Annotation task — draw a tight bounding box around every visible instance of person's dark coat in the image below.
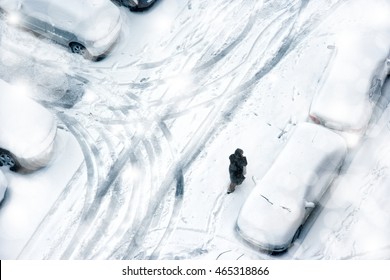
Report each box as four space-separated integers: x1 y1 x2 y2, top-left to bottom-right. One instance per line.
229 148 247 185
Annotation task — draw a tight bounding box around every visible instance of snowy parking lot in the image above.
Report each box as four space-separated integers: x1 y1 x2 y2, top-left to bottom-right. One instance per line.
0 0 390 260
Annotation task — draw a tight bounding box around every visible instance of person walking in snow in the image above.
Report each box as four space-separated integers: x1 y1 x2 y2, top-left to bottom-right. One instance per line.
227 148 247 194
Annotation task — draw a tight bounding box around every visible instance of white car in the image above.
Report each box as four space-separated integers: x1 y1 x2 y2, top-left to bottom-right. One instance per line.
0 0 122 59
0 79 57 171
309 31 390 132
0 170 7 204
236 122 347 253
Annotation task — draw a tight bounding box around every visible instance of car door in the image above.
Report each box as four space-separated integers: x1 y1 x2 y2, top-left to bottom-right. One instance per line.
304 155 341 210
45 3 76 46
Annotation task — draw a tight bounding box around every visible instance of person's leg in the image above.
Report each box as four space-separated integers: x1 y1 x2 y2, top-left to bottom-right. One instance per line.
227 182 236 194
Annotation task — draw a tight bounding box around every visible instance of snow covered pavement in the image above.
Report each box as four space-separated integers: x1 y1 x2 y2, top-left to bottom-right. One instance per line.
0 0 389 260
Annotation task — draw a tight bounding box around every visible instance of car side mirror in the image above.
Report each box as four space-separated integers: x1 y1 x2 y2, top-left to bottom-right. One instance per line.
304 201 315 209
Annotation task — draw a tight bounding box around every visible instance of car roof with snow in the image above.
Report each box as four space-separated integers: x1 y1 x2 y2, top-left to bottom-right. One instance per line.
0 79 56 163
236 122 347 251
309 30 390 131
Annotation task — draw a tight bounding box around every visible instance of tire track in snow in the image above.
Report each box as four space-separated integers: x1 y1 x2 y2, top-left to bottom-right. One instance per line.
56 103 175 259
17 160 86 259
190 1 260 71
59 135 141 259
148 169 184 260
68 0 260 90
88 154 144 259
121 0 300 114
82 135 165 259
23 88 142 259
76 150 144 259
104 122 179 259
56 115 111 259
16 114 102 259
118 79 238 258
27 70 178 259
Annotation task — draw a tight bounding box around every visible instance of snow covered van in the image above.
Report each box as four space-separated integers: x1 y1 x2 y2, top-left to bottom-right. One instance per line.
309 31 390 132
0 79 57 172
236 122 347 253
0 0 122 59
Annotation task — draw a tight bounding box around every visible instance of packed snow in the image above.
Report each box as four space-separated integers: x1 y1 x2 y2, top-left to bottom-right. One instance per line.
0 0 389 260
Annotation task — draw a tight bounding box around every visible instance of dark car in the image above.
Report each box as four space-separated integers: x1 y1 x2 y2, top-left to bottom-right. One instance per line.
116 0 158 11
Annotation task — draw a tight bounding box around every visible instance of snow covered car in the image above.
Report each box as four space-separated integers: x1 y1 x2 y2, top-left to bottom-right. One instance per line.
309 31 390 132
0 79 57 172
0 170 7 204
115 0 158 11
0 0 122 59
236 122 347 253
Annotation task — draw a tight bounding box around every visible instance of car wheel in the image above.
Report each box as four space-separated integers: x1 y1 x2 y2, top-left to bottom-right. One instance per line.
70 43 90 59
129 5 139 11
0 150 18 171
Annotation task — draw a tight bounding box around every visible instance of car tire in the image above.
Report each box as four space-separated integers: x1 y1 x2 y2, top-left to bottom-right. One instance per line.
0 149 20 172
69 43 90 59
129 5 139 11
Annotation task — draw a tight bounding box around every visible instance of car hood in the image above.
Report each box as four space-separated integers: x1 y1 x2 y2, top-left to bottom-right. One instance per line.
237 188 305 251
0 80 56 159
